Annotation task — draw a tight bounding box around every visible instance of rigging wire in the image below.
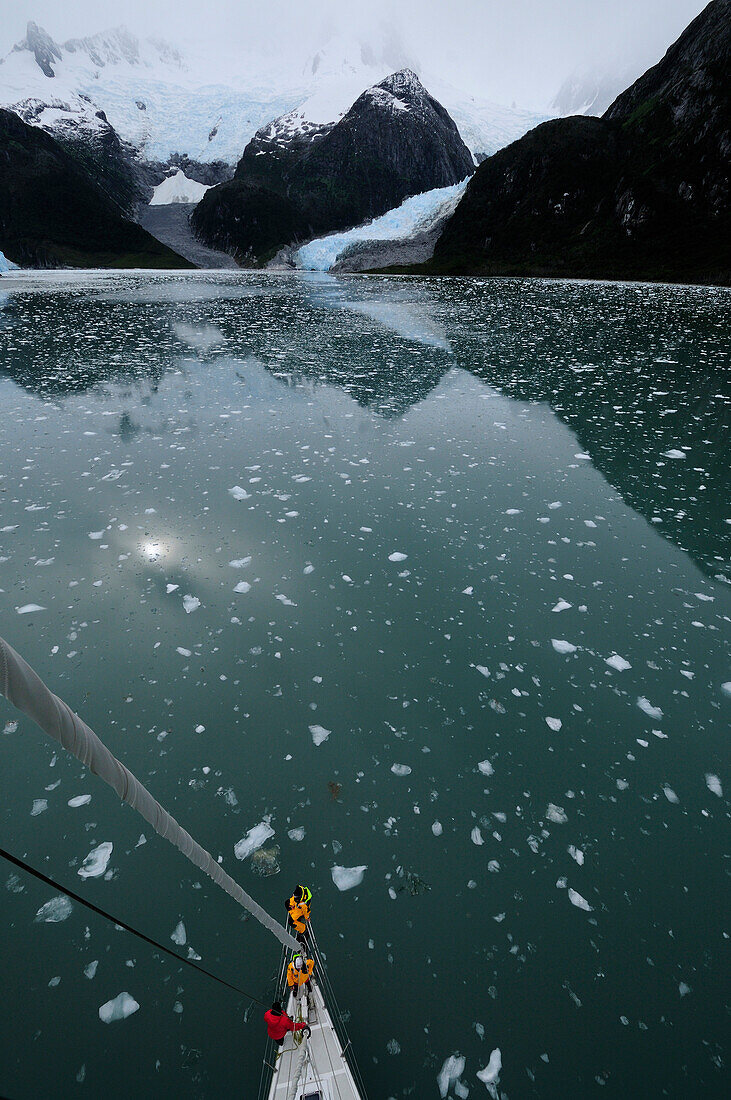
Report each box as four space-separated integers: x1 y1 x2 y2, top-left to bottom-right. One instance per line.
0 843 271 1008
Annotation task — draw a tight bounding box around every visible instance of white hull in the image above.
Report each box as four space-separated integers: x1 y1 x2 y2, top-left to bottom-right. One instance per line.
266 980 363 1100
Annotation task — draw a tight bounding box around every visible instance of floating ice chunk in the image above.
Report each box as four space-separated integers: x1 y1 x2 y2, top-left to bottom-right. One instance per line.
505 508 521 515
637 697 663 720
388 552 408 562
551 639 577 654
662 785 679 804
309 724 331 746
35 896 73 923
99 992 139 1023
678 981 691 997
546 717 562 732
487 860 500 873
471 826 484 845
68 795 91 808
228 486 251 500
275 594 296 606
176 647 192 657
568 845 585 866
438 1054 466 1098
84 960 98 979
331 865 367 891
166 583 179 594
477 759 495 778
475 665 490 679
88 531 105 540
288 827 305 842
391 763 412 776
234 820 275 860
233 581 251 594
31 799 48 816
552 600 572 613
182 594 200 614
432 821 443 836
477 1048 502 1096
78 842 113 879
568 888 593 911
546 803 567 824
171 921 186 946
606 654 632 672
721 682 731 697
705 773 723 797
663 449 686 459
17 604 46 615
229 557 251 568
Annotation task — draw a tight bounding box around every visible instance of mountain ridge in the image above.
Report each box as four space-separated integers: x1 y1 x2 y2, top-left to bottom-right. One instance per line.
0 107 190 268
191 69 474 264
416 0 730 285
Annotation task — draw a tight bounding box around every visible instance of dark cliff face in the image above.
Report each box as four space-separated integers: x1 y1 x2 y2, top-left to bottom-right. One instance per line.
0 109 190 268
429 0 730 285
192 69 474 264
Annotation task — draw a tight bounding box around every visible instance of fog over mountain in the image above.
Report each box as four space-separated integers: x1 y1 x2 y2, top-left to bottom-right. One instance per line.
0 0 709 110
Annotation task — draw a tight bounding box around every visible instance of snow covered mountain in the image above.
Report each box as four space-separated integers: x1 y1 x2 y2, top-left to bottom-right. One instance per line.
550 68 636 117
0 20 547 170
192 69 474 265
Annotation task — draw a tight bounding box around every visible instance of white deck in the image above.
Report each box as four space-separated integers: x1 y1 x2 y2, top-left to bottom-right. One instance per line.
266 981 362 1100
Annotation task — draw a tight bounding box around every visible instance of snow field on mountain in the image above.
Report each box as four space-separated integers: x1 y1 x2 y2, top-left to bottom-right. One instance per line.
150 170 210 205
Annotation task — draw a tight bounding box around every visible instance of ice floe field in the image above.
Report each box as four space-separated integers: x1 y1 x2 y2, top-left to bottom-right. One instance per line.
0 270 728 1098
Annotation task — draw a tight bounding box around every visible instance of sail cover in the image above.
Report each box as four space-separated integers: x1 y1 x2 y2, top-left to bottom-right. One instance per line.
0 633 300 952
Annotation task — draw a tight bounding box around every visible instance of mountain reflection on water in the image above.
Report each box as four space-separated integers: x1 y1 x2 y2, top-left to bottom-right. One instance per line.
0 271 727 579
0 269 728 1100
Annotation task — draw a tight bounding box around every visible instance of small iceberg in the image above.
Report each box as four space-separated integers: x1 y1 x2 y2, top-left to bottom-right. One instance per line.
35 896 73 923
98 992 140 1023
331 865 367 891
78 842 113 879
234 819 275 860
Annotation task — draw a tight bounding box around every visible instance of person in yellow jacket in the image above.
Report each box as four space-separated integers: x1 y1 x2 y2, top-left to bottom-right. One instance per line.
287 953 314 994
285 885 312 939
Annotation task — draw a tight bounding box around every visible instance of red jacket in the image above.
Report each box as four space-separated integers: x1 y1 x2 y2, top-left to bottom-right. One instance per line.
264 1009 307 1041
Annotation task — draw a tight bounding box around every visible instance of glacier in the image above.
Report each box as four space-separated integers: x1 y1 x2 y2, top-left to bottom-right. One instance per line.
0 24 547 166
0 250 18 273
295 179 469 271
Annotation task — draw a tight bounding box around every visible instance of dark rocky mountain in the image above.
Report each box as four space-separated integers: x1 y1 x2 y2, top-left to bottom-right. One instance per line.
12 94 149 216
425 0 730 285
0 108 189 268
192 69 474 264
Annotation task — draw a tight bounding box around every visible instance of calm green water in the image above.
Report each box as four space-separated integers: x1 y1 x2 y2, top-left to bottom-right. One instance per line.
0 271 728 1099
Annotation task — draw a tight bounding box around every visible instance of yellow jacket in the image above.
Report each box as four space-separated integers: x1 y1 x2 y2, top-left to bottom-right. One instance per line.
287 901 311 933
287 958 314 988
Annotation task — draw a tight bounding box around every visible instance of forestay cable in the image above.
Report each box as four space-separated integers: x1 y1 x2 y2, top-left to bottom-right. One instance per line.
0 843 269 1006
0 633 300 953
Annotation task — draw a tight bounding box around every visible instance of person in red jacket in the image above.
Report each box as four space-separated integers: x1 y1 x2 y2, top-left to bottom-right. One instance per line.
263 1001 311 1047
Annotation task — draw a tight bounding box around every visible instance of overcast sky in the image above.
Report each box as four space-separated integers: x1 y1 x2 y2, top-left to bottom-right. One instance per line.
0 0 709 106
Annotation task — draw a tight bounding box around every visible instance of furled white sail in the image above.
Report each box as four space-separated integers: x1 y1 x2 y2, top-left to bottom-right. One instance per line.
0 633 300 952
